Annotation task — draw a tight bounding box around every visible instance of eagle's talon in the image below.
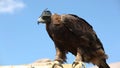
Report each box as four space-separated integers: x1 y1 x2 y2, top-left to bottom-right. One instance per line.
72 61 79 68
51 61 63 68
72 61 86 68
52 63 63 68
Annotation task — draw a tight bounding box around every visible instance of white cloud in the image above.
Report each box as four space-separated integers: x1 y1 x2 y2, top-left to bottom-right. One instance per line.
0 0 25 13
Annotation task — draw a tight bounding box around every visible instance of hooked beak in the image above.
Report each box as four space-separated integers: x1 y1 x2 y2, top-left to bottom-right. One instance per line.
37 16 45 25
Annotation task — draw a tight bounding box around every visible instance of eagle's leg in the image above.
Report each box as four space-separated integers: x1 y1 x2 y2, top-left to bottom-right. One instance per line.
72 48 86 68
51 46 65 68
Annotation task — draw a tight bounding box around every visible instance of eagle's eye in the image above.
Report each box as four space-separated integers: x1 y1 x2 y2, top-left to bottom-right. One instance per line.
42 10 52 17
42 16 50 20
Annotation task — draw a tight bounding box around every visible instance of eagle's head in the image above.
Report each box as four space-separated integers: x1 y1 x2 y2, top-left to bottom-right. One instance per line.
38 9 52 24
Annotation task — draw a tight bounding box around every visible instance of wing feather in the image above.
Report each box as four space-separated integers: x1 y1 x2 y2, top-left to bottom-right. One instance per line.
61 14 95 36
61 14 105 50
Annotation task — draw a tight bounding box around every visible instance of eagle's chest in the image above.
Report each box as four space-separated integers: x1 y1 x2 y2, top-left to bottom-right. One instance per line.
48 24 76 43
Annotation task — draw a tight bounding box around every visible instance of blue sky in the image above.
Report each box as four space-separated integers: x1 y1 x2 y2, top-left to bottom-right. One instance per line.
0 0 120 67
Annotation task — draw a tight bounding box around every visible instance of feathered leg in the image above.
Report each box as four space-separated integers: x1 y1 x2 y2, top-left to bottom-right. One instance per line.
72 48 86 68
51 46 66 68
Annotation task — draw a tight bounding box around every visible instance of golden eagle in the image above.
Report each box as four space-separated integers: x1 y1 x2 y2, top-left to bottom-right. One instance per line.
38 9 110 68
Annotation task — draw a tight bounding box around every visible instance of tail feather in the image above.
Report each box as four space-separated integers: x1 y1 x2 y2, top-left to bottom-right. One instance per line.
99 63 110 68
99 60 110 68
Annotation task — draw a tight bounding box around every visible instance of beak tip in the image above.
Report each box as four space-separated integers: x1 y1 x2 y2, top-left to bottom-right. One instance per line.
37 22 39 25
37 18 41 25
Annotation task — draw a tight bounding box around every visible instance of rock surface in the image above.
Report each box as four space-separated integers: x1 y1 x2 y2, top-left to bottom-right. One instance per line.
0 59 120 68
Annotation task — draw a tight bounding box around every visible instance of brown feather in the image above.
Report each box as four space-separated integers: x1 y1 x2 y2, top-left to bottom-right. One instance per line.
43 13 109 68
